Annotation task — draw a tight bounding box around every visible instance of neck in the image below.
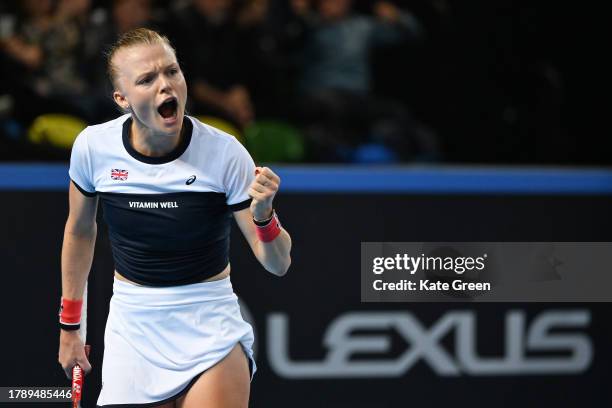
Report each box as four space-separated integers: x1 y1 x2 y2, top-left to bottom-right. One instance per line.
130 117 182 157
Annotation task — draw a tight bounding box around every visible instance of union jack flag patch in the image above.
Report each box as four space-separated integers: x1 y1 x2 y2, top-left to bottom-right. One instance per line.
111 169 128 180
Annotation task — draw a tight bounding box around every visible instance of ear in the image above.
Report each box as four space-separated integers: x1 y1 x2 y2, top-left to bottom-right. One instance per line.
113 90 130 111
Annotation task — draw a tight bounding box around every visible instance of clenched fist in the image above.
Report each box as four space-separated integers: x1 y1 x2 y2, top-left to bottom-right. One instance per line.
249 167 280 221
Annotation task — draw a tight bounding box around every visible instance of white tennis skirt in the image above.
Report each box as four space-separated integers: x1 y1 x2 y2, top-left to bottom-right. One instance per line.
97 276 256 407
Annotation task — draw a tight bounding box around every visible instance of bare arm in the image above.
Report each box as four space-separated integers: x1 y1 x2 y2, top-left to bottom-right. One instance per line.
58 182 97 377
233 167 292 276
234 208 292 276
61 182 98 299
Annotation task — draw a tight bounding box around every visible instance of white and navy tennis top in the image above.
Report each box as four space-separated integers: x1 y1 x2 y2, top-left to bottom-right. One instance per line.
69 114 255 286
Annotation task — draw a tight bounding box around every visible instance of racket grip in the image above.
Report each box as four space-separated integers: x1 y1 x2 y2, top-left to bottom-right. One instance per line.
71 345 91 408
72 365 83 408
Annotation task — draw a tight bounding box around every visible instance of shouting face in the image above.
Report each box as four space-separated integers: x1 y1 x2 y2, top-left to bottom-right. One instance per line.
112 42 188 137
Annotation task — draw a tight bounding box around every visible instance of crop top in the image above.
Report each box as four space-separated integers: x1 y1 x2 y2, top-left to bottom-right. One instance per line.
68 114 255 286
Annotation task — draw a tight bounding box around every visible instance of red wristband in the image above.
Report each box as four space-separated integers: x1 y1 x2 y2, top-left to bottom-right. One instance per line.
59 297 83 325
255 211 282 242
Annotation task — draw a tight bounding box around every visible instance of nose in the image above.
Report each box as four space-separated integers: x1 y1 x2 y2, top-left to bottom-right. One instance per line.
158 75 172 94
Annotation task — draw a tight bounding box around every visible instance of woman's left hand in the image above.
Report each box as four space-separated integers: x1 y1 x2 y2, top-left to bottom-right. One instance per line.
249 167 280 221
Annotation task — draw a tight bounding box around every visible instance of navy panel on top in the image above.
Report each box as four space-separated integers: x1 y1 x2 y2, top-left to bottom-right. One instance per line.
100 191 247 286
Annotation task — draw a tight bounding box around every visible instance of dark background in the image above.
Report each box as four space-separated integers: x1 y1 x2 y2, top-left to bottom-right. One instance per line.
2 190 611 407
372 0 609 164
1 0 609 164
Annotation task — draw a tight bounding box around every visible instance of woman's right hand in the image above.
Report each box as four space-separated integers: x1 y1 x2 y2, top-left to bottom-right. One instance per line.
58 330 91 379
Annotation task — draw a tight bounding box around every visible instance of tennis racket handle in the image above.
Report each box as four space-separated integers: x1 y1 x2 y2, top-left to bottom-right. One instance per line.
72 365 83 407
71 345 90 407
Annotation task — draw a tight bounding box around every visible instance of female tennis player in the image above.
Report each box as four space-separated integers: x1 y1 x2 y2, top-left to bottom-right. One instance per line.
57 28 292 407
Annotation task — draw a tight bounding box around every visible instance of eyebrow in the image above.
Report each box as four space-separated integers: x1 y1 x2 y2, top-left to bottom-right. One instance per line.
135 63 179 82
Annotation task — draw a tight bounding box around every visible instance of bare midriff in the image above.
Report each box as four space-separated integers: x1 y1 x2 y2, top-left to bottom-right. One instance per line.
114 264 231 286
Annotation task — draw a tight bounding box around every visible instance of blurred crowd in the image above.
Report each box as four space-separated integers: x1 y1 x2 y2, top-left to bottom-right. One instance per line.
0 0 583 164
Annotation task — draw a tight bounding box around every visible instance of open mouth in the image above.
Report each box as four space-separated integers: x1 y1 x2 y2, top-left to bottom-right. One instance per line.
157 97 178 120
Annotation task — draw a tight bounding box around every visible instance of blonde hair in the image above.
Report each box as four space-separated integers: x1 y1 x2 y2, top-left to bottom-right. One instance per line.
106 28 176 89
